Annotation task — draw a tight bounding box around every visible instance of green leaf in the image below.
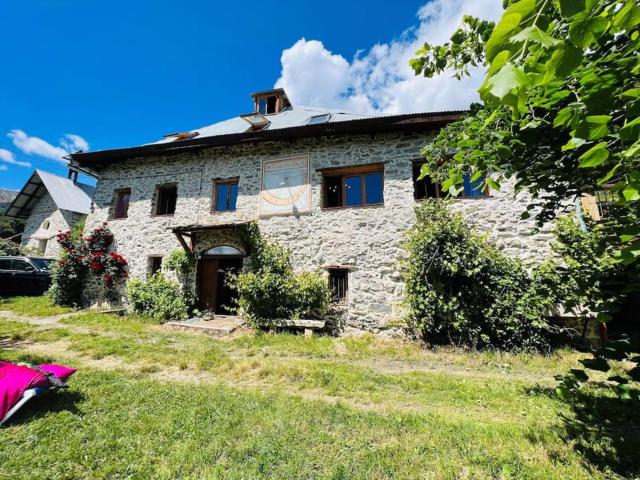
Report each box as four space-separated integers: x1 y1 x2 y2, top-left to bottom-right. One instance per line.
485 0 535 60
547 42 583 78
620 117 640 142
578 142 609 168
575 115 612 140
487 50 511 75
620 226 640 242
510 25 561 48
562 137 587 151
558 0 586 18
487 63 529 101
621 88 640 99
597 162 621 185
622 185 640 202
569 15 610 48
554 106 577 128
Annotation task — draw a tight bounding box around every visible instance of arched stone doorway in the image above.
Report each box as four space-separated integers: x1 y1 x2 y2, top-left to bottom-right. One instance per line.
197 245 245 314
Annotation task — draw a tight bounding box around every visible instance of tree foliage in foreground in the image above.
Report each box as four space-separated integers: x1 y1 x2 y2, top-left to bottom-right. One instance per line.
410 0 640 262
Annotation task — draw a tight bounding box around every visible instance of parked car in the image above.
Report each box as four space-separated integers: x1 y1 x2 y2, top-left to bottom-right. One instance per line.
0 256 56 296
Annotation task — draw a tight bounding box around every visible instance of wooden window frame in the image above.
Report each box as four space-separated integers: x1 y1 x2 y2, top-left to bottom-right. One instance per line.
320 163 385 209
152 183 178 217
328 268 349 305
110 188 131 220
212 177 240 213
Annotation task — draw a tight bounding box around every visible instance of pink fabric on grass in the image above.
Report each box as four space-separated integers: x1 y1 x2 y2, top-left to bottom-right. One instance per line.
0 361 46 421
0 361 77 421
39 364 77 382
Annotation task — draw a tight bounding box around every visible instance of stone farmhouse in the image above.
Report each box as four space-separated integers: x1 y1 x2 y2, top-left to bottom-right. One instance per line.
70 88 556 331
5 169 95 257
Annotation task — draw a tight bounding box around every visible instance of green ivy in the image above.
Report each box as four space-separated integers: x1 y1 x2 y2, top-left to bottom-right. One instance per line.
403 201 554 351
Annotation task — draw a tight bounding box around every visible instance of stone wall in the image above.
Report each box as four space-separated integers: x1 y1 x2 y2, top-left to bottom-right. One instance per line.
21 192 85 258
85 132 556 330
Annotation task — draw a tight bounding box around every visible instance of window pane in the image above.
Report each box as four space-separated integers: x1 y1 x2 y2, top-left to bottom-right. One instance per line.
365 172 383 204
216 184 228 211
345 175 362 207
11 260 31 271
266 96 277 114
324 175 342 207
114 190 130 219
329 269 348 304
228 183 238 211
0 259 11 269
258 98 267 114
463 174 485 197
156 186 177 215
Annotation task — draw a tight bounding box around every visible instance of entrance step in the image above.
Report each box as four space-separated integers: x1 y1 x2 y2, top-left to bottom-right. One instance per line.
165 315 243 337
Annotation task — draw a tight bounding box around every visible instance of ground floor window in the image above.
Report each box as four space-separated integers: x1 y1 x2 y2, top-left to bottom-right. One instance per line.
148 256 162 276
328 269 349 304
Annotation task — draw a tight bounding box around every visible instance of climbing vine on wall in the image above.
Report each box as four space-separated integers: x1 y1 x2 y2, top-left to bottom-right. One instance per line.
49 223 128 307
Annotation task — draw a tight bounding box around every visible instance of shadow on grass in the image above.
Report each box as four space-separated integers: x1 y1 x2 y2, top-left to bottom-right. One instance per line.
527 383 640 477
3 389 84 428
560 389 640 478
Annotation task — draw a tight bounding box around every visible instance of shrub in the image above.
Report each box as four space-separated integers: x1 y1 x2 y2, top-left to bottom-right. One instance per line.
127 274 189 322
164 249 196 277
230 228 330 326
49 223 128 307
403 201 553 351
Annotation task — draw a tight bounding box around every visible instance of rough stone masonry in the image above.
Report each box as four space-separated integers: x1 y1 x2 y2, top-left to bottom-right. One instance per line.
85 131 555 332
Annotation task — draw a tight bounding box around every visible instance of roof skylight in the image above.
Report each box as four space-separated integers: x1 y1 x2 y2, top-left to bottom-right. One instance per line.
306 113 331 125
240 112 270 130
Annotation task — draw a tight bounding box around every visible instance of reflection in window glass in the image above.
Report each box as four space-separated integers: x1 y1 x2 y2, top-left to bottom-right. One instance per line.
463 174 485 197
365 172 383 204
345 175 362 207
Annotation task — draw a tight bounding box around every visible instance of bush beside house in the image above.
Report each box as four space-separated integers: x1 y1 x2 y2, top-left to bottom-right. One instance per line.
230 225 330 326
403 201 556 351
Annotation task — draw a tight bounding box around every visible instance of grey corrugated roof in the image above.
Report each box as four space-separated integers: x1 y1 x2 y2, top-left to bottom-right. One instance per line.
5 170 95 219
151 105 374 145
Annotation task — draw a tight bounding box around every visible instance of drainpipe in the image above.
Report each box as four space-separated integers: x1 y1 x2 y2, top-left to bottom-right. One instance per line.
575 196 588 232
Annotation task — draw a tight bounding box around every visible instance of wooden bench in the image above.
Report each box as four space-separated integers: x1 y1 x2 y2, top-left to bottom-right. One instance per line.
269 319 326 337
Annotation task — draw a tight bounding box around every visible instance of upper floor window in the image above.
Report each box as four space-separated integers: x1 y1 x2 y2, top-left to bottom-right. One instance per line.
322 164 384 209
111 188 131 219
258 96 278 115
214 178 239 212
413 161 488 199
154 184 177 216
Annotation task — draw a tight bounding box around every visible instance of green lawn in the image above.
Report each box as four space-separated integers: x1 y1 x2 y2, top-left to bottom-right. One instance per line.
1 312 638 479
0 295 74 317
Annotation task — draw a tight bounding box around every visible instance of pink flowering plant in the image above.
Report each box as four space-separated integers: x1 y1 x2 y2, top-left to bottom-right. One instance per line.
50 223 128 306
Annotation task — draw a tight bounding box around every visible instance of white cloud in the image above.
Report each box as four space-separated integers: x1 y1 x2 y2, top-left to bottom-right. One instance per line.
275 0 503 114
60 133 89 152
0 148 31 168
7 129 89 163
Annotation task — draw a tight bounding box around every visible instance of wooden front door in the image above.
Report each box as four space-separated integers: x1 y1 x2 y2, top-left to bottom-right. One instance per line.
198 258 243 314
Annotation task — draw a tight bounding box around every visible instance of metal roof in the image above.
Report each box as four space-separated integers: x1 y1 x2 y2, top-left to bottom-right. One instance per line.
71 109 464 166
5 169 95 219
149 105 373 145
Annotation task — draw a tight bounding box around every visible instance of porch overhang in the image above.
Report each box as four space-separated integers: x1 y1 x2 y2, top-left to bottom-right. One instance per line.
170 221 253 253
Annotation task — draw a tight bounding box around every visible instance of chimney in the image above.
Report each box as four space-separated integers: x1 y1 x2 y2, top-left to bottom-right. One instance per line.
251 88 290 115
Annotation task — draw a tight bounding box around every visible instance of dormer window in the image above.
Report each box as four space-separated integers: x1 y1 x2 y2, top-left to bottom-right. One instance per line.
251 88 290 115
258 96 277 114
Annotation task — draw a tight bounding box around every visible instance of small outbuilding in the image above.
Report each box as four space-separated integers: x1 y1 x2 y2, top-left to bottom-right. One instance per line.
5 169 95 257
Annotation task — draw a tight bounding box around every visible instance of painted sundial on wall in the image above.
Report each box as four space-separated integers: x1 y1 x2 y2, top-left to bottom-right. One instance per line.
259 155 311 216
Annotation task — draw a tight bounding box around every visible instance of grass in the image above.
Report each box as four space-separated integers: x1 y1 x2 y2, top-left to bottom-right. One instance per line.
1 311 638 478
0 295 74 317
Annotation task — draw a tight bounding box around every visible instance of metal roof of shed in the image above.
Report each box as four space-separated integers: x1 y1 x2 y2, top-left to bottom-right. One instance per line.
5 169 95 219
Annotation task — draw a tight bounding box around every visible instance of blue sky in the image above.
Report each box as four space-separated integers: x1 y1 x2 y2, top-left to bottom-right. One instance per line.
0 0 502 191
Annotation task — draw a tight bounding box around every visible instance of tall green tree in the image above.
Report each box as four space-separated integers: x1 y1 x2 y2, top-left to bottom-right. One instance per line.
411 0 640 262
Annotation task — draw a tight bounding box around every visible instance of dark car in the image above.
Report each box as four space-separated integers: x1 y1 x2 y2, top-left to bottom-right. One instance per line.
0 256 56 296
